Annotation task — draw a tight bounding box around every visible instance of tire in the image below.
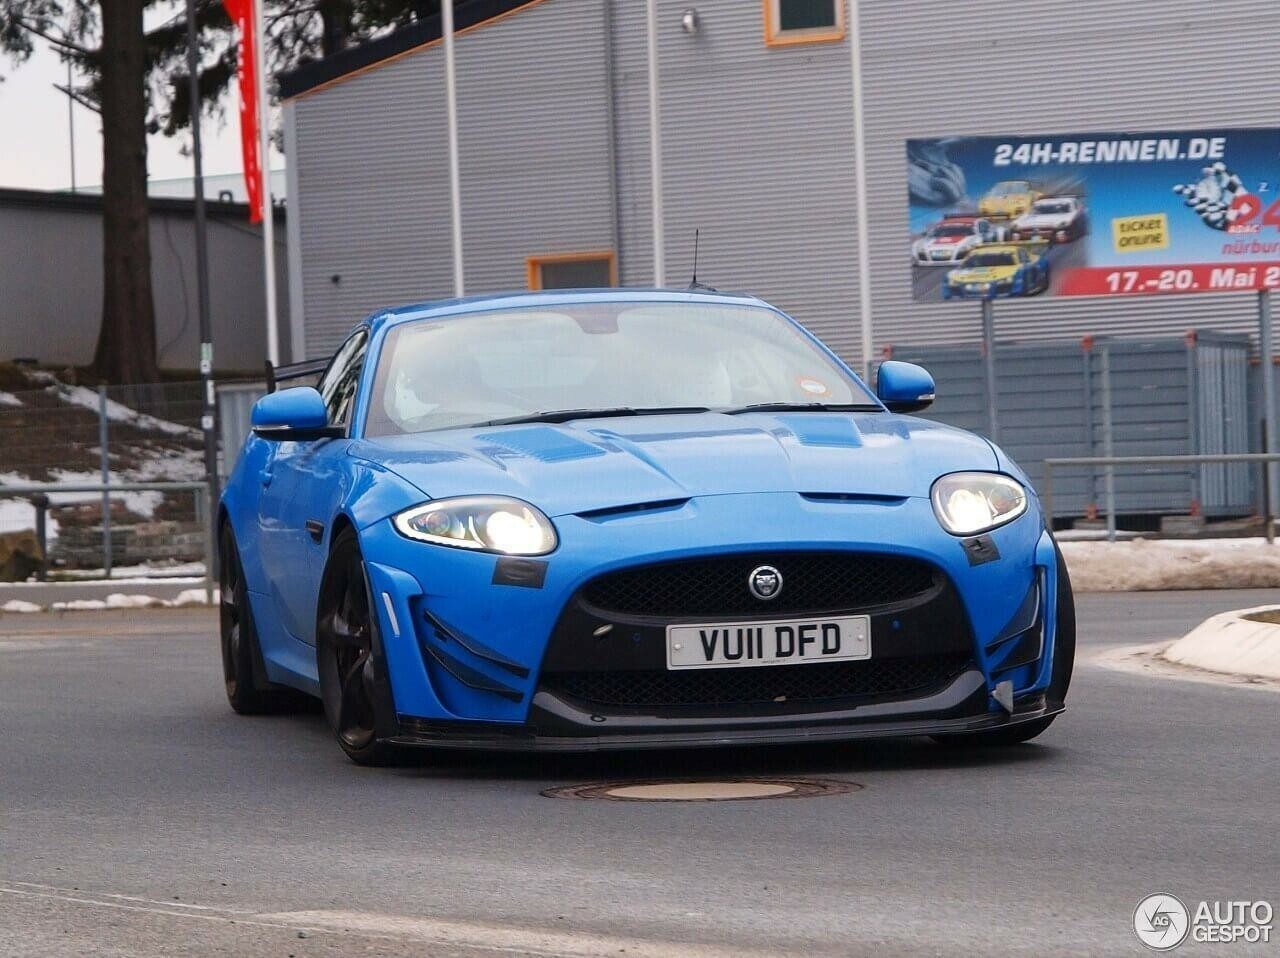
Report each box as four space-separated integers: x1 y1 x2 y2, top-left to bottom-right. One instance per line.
219 524 299 714
316 527 400 766
932 543 1075 747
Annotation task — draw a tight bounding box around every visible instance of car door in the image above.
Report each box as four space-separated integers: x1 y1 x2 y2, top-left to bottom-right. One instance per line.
258 329 368 643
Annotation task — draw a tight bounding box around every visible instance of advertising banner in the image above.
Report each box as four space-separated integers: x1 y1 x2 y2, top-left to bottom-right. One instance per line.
907 128 1280 302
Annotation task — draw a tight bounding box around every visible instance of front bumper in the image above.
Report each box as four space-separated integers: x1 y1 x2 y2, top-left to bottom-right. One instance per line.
360 492 1063 749
390 681 1061 751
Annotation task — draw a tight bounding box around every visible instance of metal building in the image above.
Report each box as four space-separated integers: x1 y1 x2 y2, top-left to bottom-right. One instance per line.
0 188 289 372
281 0 1280 361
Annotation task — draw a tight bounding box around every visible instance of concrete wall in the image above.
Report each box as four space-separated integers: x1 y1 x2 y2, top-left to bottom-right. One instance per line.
0 190 289 373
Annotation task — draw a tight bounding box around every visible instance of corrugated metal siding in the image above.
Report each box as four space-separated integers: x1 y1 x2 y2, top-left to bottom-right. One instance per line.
290 0 1280 363
610 0 863 359
290 0 613 357
859 0 1278 349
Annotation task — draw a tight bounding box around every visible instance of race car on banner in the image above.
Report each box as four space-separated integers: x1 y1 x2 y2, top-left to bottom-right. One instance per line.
911 214 1007 266
942 241 1051 299
1011 196 1088 243
977 180 1041 220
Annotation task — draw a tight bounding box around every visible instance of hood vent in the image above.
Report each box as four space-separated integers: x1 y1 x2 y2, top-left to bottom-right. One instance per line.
576 498 691 522
800 492 908 505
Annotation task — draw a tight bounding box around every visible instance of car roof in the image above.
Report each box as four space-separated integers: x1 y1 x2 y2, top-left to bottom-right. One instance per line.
969 244 1021 254
362 288 771 333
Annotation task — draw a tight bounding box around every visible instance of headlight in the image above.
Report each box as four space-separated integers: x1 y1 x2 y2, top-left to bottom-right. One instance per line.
393 496 557 555
930 472 1027 536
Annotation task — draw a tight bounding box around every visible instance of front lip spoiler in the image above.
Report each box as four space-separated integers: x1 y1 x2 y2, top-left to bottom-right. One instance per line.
389 670 1063 752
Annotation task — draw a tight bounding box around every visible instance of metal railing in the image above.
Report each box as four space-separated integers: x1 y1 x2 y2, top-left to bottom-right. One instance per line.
0 480 214 602
1042 453 1280 544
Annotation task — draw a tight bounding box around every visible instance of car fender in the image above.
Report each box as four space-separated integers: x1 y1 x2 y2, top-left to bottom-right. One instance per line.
219 433 275 591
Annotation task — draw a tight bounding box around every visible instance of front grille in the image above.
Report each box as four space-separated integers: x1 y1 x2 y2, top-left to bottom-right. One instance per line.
541 654 972 710
581 552 938 618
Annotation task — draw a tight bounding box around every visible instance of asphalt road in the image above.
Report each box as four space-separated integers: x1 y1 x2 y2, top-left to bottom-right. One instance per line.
2 592 1278 957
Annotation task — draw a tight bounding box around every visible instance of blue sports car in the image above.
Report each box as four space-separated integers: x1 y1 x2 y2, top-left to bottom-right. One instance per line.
219 289 1074 764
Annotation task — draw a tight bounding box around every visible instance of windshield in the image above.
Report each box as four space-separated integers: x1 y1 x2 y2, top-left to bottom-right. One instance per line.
929 224 972 237
964 252 1016 268
1033 200 1072 214
365 302 877 436
990 182 1029 196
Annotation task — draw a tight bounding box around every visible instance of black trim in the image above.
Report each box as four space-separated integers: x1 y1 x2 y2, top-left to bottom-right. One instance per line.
961 534 1000 566
389 674 1064 752
420 640 524 702
492 557 548 589
420 607 531 679
278 0 538 99
305 519 325 543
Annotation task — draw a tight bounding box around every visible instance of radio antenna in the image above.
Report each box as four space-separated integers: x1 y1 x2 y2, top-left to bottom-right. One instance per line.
688 229 716 291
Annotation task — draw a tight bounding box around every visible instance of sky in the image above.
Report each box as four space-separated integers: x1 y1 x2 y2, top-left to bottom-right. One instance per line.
0 37 281 193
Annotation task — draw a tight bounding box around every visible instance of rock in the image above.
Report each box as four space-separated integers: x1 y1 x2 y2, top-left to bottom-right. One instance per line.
0 529 43 582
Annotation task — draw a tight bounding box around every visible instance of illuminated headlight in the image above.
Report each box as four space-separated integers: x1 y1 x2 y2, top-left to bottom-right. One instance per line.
930 473 1027 536
393 496 557 555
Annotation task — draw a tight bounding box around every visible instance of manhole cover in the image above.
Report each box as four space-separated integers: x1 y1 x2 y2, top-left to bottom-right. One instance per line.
542 777 861 802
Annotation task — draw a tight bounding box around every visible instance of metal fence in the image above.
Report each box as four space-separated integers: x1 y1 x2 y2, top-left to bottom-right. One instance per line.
884 331 1263 520
1042 453 1280 543
0 481 214 599
0 378 209 583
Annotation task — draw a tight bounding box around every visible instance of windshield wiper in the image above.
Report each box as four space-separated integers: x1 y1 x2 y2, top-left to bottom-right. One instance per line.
479 406 711 427
717 402 882 415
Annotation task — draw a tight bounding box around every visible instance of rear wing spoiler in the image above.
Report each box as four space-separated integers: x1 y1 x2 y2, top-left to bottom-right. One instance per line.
264 358 328 393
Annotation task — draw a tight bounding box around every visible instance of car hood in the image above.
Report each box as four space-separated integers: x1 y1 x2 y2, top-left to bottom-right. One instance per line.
350 412 998 517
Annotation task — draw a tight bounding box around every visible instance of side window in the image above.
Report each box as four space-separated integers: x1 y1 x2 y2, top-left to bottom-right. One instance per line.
317 329 369 429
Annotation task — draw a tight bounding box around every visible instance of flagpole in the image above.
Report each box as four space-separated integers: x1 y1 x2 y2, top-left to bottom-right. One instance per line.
253 0 280 363
644 0 665 287
847 0 873 378
443 0 465 298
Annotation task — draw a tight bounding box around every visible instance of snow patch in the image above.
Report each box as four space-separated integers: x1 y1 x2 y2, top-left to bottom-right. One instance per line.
0 391 22 407
51 383 199 439
20 588 217 613
1062 537 1280 592
104 593 163 609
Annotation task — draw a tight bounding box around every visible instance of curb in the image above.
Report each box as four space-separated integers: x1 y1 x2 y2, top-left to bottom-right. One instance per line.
1163 605 1280 681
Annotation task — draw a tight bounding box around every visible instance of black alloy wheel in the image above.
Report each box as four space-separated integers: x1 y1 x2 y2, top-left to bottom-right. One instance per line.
317 528 398 765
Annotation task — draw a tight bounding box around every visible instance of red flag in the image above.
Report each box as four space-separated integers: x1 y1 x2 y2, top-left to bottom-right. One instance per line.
223 0 262 223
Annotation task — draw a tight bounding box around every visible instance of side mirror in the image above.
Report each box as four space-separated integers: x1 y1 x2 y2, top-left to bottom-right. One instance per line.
877 361 935 413
251 387 343 441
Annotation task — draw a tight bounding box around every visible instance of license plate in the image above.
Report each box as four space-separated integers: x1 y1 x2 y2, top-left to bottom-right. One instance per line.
666 615 871 670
